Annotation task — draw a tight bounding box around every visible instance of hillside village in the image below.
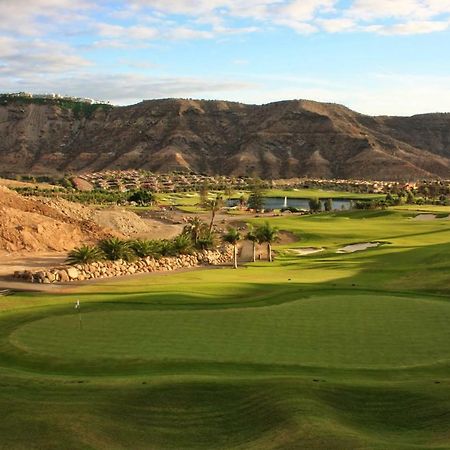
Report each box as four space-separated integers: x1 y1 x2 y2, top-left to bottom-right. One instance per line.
71 170 450 197
74 171 252 192
1 92 109 105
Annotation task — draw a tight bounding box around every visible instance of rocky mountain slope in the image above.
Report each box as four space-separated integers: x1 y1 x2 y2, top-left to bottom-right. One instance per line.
0 98 449 180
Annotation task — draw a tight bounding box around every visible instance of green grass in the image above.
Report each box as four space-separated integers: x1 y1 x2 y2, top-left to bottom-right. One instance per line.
1 207 450 448
266 188 383 200
9 294 450 369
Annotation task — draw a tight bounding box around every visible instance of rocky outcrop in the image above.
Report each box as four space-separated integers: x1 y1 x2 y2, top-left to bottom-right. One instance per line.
0 98 449 180
12 248 233 283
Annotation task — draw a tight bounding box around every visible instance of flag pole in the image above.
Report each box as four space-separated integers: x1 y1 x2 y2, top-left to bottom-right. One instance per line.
75 300 82 329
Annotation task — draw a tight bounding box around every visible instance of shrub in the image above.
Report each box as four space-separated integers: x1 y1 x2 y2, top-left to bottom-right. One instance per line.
171 234 194 255
66 245 104 265
129 239 162 258
98 238 135 261
196 231 218 250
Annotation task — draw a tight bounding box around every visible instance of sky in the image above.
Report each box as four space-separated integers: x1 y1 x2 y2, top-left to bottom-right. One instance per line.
1 0 450 116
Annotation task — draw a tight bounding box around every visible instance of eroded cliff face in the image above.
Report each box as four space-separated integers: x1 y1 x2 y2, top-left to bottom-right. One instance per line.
0 98 449 180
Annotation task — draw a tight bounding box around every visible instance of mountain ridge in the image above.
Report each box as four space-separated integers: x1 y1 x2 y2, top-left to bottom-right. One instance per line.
0 97 449 180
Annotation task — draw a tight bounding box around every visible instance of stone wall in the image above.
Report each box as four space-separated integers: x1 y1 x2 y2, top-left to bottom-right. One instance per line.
13 248 233 284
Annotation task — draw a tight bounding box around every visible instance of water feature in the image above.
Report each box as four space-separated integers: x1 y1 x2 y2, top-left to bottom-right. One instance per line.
227 197 353 211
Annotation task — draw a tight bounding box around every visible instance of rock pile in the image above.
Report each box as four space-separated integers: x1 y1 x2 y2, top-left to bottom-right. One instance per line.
13 248 233 284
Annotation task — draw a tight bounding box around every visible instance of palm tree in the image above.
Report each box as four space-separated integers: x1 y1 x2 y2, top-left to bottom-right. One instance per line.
245 224 258 262
204 194 224 232
256 222 279 262
183 217 208 246
98 238 134 261
223 227 241 269
66 245 104 265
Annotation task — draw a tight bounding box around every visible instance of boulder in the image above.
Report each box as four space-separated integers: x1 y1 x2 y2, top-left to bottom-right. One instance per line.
66 267 79 280
58 270 70 283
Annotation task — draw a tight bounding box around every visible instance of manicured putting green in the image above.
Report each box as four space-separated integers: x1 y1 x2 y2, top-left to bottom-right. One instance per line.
10 294 450 369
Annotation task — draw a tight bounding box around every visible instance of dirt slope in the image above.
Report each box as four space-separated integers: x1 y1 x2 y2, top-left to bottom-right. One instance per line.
0 187 117 253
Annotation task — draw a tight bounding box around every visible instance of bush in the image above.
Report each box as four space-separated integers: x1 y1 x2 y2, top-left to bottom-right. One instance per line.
196 231 218 250
98 238 135 261
129 239 162 258
171 234 194 255
66 245 104 265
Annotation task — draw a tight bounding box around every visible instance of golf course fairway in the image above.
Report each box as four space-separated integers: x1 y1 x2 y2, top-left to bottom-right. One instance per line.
1 208 450 449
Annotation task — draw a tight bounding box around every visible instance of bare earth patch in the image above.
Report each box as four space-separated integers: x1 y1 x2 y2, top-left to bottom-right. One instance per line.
0 252 66 277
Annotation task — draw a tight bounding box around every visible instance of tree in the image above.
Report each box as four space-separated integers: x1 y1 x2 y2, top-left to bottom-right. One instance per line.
223 227 241 269
256 222 279 262
247 179 265 212
247 192 264 212
98 238 134 261
308 197 322 213
406 190 415 204
245 224 258 262
128 190 155 206
324 198 333 212
204 194 224 232
198 181 209 205
66 245 104 265
183 217 208 246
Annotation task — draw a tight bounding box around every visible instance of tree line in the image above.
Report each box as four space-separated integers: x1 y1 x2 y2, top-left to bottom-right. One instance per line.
68 219 279 271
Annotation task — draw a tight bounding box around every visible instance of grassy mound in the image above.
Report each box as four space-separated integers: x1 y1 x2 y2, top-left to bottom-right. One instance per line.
8 294 450 371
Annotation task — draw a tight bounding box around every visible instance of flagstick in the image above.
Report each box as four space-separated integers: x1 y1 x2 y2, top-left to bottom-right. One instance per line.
75 300 82 330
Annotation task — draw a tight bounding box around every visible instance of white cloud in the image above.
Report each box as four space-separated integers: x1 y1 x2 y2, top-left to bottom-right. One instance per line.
0 71 255 105
97 23 159 40
367 20 450 35
317 18 357 32
0 0 94 36
1 0 450 117
123 0 450 36
347 0 433 21
0 38 90 77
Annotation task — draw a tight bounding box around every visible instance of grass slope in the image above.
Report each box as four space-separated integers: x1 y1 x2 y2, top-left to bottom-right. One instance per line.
0 207 450 449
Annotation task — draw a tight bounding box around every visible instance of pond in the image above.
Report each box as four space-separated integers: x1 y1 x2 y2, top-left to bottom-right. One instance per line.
227 197 353 211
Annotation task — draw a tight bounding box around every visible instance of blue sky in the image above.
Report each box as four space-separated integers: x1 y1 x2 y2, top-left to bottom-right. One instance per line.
1 0 449 115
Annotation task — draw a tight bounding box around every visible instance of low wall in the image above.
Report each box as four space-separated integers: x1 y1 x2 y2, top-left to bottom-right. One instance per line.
13 248 233 284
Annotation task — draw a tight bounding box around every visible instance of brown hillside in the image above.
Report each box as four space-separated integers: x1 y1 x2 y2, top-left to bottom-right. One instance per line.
0 98 449 180
0 187 117 253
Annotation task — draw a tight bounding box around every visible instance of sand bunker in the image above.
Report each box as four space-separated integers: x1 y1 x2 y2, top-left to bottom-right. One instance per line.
290 247 324 256
337 242 381 253
413 214 437 221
